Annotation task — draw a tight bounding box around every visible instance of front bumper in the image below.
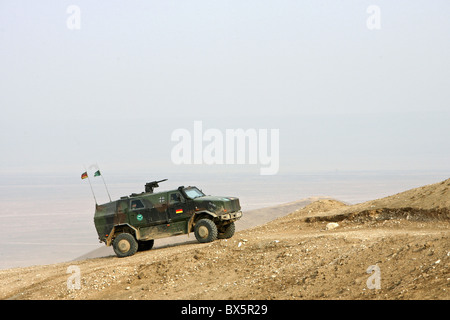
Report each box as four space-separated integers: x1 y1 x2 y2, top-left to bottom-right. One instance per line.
219 211 242 221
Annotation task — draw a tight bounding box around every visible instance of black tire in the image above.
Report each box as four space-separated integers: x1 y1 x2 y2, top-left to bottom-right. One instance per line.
218 222 235 239
138 239 154 252
194 219 218 243
113 233 138 258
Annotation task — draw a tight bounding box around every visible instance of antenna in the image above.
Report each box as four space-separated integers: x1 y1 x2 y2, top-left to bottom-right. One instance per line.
100 173 112 202
81 165 97 205
91 163 112 202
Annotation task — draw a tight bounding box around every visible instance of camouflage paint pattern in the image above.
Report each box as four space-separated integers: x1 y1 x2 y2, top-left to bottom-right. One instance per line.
93 184 242 246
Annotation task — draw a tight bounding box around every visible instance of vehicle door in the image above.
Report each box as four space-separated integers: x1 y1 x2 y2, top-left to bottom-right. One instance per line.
128 198 149 227
167 191 190 222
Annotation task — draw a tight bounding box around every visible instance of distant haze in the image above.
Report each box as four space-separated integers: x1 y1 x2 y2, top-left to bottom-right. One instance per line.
0 1 449 176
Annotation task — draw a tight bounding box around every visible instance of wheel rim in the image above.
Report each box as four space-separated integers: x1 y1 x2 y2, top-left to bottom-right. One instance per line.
198 225 209 238
117 239 131 253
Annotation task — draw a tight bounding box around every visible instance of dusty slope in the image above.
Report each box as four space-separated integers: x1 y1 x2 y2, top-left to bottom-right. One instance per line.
1 179 449 300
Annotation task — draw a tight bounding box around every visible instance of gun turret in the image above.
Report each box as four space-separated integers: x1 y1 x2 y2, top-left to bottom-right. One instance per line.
145 179 168 193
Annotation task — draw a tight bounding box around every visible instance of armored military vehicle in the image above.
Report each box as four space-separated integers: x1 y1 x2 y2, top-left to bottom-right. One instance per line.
94 179 242 258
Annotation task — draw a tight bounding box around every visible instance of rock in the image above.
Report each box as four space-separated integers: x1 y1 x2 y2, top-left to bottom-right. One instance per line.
326 222 339 230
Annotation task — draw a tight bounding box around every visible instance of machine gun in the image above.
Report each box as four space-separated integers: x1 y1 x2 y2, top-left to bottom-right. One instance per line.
145 179 168 193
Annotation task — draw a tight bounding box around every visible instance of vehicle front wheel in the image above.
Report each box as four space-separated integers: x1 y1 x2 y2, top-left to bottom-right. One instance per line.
194 219 218 243
218 222 235 239
113 233 138 258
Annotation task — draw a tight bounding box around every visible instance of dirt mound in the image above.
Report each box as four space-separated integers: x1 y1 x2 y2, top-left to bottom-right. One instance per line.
302 178 450 223
305 207 450 223
299 199 349 213
369 178 450 210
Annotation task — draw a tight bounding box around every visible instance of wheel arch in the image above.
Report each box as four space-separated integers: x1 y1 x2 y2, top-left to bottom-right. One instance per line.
187 210 217 234
105 223 140 246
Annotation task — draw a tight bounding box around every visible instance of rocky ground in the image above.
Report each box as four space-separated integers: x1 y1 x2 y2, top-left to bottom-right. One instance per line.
1 179 449 300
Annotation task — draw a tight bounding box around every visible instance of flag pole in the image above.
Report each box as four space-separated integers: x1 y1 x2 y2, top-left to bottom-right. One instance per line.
95 164 112 202
101 175 112 202
83 166 97 205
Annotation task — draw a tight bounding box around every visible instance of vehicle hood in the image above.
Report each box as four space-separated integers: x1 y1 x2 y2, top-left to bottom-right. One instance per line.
193 196 241 213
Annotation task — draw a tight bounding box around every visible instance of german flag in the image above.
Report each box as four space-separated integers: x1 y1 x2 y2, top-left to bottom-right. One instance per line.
81 172 88 180
175 209 183 214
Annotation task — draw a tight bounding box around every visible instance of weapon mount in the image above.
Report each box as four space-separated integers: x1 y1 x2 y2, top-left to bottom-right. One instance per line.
145 179 168 193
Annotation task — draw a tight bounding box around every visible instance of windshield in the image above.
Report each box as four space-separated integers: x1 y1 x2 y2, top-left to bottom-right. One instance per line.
184 187 205 199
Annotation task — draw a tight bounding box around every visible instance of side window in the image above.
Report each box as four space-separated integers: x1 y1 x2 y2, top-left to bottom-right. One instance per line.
169 192 182 205
130 199 145 210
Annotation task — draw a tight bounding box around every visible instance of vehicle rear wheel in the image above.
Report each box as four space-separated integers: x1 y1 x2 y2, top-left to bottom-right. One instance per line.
113 233 138 258
218 222 235 239
194 219 218 243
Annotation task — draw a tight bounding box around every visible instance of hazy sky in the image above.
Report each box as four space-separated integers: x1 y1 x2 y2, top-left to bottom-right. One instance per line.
1 0 449 176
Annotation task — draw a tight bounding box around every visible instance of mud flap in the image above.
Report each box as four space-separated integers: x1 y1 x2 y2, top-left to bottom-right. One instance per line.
187 215 196 237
